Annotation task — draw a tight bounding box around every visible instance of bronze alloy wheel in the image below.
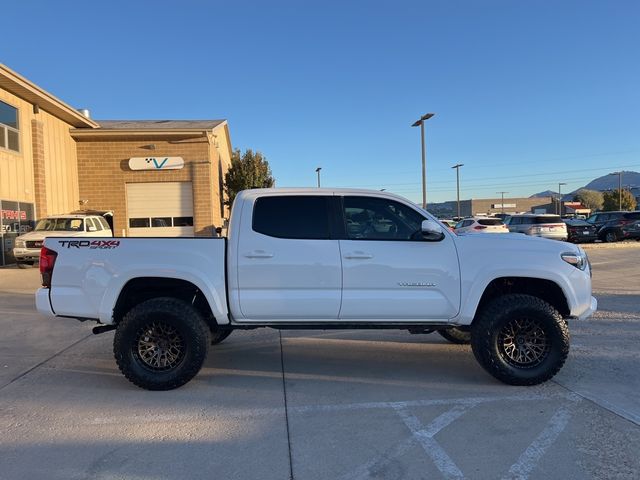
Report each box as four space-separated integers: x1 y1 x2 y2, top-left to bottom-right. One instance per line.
497 317 551 368
134 321 186 371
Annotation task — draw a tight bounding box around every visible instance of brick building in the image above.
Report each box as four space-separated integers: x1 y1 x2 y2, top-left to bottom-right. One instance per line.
0 64 232 265
429 196 555 218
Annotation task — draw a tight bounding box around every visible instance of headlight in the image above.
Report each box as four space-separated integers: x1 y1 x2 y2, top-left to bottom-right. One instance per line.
15 240 26 248
561 251 588 271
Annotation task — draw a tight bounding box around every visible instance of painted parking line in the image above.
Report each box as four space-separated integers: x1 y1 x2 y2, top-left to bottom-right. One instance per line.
87 391 573 426
394 404 472 480
502 394 582 480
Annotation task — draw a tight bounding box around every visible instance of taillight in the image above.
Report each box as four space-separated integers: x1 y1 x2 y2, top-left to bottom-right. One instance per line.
40 246 57 288
473 225 487 230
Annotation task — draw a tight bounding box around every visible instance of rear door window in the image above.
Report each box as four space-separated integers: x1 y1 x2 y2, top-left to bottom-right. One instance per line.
253 196 331 239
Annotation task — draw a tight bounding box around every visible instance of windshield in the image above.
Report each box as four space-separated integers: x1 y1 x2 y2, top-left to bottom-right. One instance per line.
478 219 504 226
533 216 562 224
35 218 85 232
565 219 590 226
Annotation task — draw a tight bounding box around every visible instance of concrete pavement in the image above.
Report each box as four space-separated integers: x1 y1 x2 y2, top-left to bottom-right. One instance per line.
0 247 638 480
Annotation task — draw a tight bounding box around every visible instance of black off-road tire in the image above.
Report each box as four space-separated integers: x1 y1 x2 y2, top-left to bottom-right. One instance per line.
438 327 471 344
114 297 210 391
210 329 232 345
470 294 569 386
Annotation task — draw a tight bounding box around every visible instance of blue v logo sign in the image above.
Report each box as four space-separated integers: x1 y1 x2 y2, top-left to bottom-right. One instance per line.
145 158 169 169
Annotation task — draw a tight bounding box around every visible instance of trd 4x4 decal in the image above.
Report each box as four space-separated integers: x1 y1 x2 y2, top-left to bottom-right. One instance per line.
58 240 120 249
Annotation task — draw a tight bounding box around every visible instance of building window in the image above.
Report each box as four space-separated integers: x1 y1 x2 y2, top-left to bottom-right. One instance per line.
0 101 19 153
172 217 193 227
129 218 150 228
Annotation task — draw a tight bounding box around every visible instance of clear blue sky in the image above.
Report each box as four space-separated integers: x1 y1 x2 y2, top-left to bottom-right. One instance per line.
3 0 639 203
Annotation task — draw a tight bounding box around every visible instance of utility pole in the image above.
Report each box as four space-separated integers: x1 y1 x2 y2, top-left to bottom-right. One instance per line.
411 113 435 210
452 163 464 218
557 182 566 215
610 172 622 210
497 191 509 214
316 167 322 188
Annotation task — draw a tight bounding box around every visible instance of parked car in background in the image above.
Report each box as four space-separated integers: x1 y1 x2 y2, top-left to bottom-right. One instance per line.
454 217 508 234
439 219 457 231
562 219 598 243
621 220 640 240
585 211 626 230
13 212 113 268
597 211 640 242
504 214 568 241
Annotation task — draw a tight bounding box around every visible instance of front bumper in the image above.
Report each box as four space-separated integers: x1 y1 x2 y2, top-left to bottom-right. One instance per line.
577 296 598 321
12 248 40 262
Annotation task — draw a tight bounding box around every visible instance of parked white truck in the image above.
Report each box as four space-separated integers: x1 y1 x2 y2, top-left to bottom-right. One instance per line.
36 188 597 390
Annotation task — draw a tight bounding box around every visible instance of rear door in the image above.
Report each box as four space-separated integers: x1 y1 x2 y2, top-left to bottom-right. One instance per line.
234 194 342 321
338 196 460 321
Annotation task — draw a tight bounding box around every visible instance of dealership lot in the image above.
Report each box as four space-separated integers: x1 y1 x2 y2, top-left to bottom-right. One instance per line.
0 246 639 480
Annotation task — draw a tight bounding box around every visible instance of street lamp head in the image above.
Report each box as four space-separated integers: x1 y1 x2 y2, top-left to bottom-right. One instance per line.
411 113 435 127
315 167 322 173
451 163 464 169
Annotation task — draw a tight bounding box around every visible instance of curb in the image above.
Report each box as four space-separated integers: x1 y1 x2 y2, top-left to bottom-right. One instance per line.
581 241 640 250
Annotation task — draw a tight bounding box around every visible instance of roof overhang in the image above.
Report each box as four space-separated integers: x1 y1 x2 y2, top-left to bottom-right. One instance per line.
0 64 98 128
70 129 211 138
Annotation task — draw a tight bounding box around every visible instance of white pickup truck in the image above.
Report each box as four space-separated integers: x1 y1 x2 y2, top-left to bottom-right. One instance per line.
36 188 597 390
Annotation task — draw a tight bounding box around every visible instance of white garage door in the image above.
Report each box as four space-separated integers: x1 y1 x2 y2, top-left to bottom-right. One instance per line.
126 182 195 237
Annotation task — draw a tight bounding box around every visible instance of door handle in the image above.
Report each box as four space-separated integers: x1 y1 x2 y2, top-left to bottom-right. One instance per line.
244 250 274 259
343 251 374 259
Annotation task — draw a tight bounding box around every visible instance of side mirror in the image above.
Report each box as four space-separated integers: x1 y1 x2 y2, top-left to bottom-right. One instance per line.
421 219 445 241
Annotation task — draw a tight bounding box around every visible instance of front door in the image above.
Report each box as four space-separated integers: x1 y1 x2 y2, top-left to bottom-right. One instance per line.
339 196 460 321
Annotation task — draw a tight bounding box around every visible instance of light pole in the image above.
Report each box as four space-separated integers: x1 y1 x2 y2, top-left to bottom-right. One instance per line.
316 167 322 188
610 172 622 210
557 182 566 215
496 191 509 214
452 163 463 218
411 113 435 210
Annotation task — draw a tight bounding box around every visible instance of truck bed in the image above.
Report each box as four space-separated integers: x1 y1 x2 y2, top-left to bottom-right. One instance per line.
37 237 228 325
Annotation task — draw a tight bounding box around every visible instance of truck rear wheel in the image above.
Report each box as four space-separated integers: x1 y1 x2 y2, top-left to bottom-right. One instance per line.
470 294 569 386
438 327 471 344
114 297 210 390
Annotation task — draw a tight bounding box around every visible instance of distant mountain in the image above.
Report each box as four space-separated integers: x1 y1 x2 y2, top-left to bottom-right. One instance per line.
529 190 557 198
582 171 640 191
530 171 640 200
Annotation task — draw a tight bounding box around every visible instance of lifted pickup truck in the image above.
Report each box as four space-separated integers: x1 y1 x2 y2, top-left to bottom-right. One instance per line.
36 188 597 390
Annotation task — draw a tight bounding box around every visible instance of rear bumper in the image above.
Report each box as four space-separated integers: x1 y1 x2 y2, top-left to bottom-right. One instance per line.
35 288 55 317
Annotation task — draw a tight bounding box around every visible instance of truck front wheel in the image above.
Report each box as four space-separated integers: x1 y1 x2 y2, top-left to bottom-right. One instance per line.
114 297 210 390
470 294 569 386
